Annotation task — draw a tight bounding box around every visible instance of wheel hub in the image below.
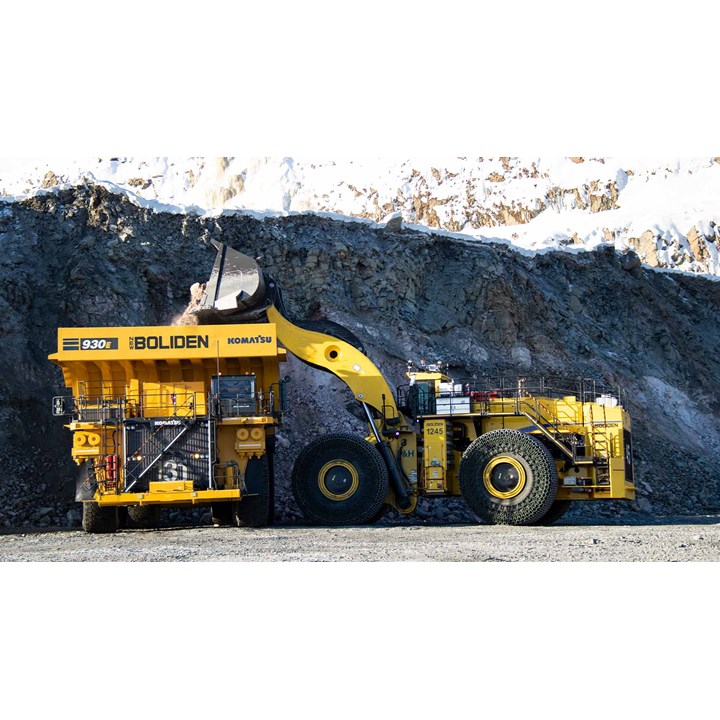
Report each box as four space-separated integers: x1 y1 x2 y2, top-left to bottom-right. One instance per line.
318 460 359 501
483 456 526 499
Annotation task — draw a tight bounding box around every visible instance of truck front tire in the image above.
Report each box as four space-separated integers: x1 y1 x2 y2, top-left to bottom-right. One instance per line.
233 455 274 528
82 502 119 533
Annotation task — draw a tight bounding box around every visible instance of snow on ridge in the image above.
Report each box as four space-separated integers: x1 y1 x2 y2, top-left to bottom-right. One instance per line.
2 156 720 276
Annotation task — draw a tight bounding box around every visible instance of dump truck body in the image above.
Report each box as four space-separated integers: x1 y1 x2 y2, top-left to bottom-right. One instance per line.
49 323 287 531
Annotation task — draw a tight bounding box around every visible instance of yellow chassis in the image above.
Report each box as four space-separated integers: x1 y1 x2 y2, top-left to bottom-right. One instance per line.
95 488 242 507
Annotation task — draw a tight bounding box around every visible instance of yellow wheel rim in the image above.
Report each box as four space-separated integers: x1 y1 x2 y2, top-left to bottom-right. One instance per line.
318 460 359 501
483 456 526 499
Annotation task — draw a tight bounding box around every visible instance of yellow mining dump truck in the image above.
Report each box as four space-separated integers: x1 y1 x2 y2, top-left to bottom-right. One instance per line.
49 322 288 532
50 240 635 530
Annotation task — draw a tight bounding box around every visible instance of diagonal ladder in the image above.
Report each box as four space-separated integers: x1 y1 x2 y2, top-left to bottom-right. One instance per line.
124 418 197 492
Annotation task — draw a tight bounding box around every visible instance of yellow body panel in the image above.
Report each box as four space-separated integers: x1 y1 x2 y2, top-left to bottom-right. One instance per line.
50 324 286 400
148 480 194 493
96 488 243 506
423 419 449 493
50 324 280 362
408 386 634 501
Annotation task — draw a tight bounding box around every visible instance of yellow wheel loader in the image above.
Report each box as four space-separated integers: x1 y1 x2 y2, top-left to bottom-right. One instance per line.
49 241 634 531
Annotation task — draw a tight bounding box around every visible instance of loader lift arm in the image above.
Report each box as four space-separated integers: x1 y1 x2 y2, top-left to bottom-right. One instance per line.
193 241 403 424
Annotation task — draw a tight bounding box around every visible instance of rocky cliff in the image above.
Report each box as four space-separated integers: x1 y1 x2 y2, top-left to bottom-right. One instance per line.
4 157 720 275
1 184 719 528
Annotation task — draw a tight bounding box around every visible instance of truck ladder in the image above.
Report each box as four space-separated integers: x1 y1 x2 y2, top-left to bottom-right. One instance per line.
123 396 199 492
587 403 612 484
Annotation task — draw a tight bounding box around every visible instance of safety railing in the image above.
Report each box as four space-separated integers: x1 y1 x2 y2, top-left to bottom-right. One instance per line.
52 392 200 422
208 387 283 419
52 395 126 422
458 376 623 406
135 392 198 421
396 375 623 464
53 385 289 424
397 375 623 412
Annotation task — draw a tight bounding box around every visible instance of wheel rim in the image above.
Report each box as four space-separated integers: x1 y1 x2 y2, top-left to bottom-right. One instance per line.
483 456 526 499
318 460 359 501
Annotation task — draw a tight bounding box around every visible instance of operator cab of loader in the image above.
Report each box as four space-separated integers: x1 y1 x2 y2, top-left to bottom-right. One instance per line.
400 359 468 417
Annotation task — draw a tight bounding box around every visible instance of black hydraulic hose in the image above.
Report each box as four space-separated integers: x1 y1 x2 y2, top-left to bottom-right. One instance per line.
377 442 412 510
363 403 411 510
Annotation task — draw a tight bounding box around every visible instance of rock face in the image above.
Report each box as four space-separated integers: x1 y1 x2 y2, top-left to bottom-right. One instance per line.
5 158 720 277
1 184 720 528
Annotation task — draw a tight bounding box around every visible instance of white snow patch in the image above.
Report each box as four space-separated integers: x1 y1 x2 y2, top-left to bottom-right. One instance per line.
3 156 720 277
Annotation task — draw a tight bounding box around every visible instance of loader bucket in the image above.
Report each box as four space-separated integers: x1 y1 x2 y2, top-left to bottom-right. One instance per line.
192 241 270 322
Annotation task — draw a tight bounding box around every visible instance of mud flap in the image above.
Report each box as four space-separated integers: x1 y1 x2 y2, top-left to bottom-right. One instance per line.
75 462 96 501
243 456 268 495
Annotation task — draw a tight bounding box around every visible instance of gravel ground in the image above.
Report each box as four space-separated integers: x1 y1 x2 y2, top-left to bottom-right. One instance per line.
3 518 720 561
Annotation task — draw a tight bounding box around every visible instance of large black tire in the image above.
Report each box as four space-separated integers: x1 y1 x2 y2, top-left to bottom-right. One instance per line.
128 505 161 529
367 503 390 524
82 502 119 534
233 455 274 528
529 500 572 526
292 434 389 525
459 430 559 525
211 502 233 526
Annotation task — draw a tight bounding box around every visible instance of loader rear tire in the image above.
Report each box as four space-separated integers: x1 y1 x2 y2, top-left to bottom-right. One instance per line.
82 502 119 534
128 505 161 529
233 455 274 528
459 430 558 525
292 434 389 526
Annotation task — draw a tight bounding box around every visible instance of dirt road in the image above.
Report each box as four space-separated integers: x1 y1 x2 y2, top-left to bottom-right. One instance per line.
3 518 720 561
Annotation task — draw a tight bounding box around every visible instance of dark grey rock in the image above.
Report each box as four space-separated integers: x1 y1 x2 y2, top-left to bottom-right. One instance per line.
619 250 641 271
